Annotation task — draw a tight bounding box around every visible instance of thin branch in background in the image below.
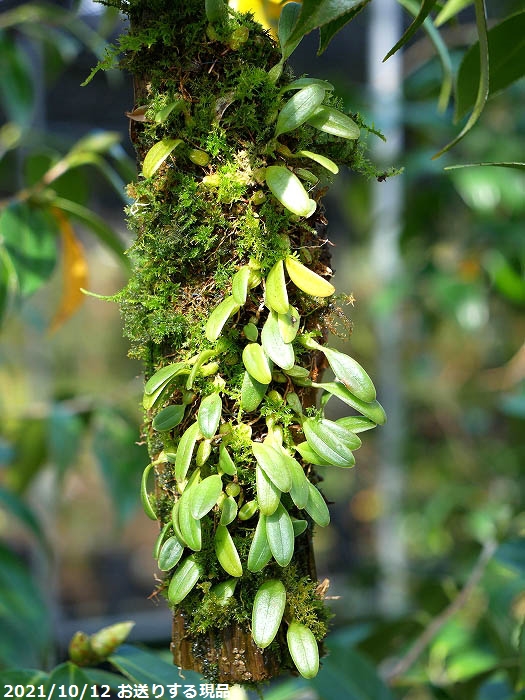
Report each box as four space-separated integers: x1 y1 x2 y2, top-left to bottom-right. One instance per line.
384 539 498 683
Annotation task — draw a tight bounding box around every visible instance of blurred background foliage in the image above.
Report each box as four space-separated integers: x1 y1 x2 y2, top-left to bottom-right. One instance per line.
0 0 524 698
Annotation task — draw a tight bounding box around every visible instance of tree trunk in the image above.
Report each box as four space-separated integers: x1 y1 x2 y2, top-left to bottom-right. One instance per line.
112 0 370 684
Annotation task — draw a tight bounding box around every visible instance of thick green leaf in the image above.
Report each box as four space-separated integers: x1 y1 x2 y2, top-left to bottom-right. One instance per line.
265 166 316 218
434 0 489 158
304 482 330 526
252 441 292 492
144 362 187 395
205 0 228 24
231 265 251 304
152 404 185 431
278 304 301 343
243 342 273 384
303 418 359 468
285 454 310 509
455 10 525 121
287 621 319 679
185 348 216 390
276 84 327 137
215 525 243 577
0 203 57 297
46 663 93 694
306 105 360 140
248 515 273 572
140 464 157 520
295 441 334 467
198 393 222 438
336 415 377 433
265 259 290 314
256 464 281 516
240 370 268 412
188 474 223 519
167 556 202 604
178 483 202 551
384 0 438 61
296 149 339 174
266 503 295 567
153 521 172 559
142 138 183 178
157 536 184 571
209 578 238 603
171 500 186 545
314 381 387 424
261 311 295 371
174 421 200 483
205 295 240 342
278 2 303 60
292 519 308 536
285 255 335 297
219 444 237 475
306 339 376 401
252 580 287 649
219 495 238 525
319 1 371 54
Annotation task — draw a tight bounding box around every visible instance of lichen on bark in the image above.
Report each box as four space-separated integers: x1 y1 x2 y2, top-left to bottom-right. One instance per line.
95 0 385 685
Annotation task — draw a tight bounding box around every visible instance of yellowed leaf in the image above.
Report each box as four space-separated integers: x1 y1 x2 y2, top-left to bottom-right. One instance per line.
49 209 88 332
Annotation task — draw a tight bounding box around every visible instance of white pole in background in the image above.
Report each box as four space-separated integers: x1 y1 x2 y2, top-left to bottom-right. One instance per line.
368 0 408 615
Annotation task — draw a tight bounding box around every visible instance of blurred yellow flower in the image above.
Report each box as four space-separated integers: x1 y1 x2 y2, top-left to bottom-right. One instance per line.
229 0 295 34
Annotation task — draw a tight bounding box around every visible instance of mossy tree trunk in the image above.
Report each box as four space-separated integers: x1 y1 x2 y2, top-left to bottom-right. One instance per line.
109 0 383 685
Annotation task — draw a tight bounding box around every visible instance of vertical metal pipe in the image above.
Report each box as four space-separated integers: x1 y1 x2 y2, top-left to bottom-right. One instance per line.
368 0 407 615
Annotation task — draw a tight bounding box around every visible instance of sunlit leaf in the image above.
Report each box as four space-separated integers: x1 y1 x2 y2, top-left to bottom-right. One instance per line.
240 369 268 412
306 105 360 140
205 295 240 342
140 464 157 520
280 78 334 93
296 149 339 174
261 311 295 371
178 483 202 551
215 525 243 577
174 421 200 483
285 256 335 297
265 166 316 217
142 138 183 178
275 84 327 137
157 536 184 571
167 556 202 604
287 621 319 679
278 304 300 343
256 464 281 516
252 579 286 649
304 482 330 527
314 381 387 424
252 441 292 492
248 515 273 572
266 503 295 567
265 259 290 314
197 393 222 438
188 474 223 519
243 342 273 384
435 0 474 27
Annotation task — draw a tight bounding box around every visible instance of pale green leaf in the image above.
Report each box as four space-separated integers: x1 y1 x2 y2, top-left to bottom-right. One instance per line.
275 84 327 137
252 580 286 649
265 166 316 217
142 139 183 178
